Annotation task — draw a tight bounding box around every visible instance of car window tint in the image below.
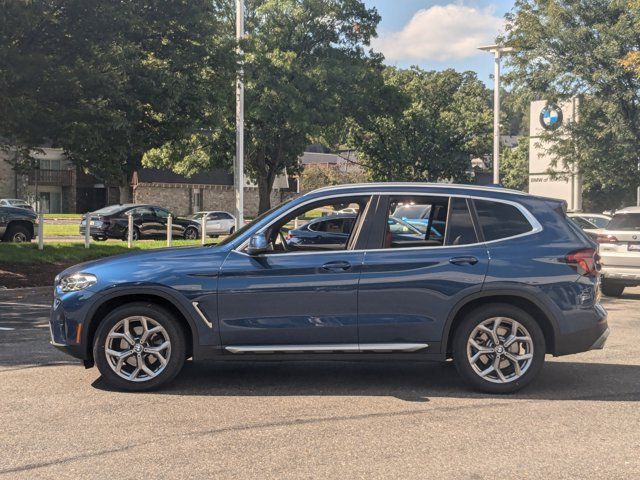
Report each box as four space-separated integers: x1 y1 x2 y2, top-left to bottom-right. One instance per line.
607 213 640 230
382 197 449 249
474 200 532 241
571 217 596 229
219 213 232 220
131 207 153 217
154 208 170 219
446 198 478 245
209 213 223 220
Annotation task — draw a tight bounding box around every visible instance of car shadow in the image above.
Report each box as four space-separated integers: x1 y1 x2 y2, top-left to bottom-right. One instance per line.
92 359 640 402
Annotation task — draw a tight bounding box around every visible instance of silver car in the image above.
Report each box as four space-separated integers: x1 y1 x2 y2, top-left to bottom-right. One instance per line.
597 206 640 296
190 211 236 237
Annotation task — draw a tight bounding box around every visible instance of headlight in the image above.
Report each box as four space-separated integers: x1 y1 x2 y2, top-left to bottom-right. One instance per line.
59 272 97 292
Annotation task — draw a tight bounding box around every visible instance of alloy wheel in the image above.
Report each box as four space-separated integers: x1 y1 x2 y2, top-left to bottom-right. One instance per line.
12 232 28 242
466 317 534 384
105 316 171 382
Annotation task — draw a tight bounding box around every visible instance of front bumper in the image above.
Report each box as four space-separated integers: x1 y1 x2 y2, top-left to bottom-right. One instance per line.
49 290 99 361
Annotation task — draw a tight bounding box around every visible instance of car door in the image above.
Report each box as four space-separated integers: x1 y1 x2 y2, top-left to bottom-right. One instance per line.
154 207 182 238
216 195 372 349
357 195 489 351
207 212 224 234
130 206 157 238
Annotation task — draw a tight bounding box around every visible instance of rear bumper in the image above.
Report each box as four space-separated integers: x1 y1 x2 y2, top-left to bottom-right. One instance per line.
554 304 609 356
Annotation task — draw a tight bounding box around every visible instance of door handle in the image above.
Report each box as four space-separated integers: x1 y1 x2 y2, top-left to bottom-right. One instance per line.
321 261 351 272
449 256 479 266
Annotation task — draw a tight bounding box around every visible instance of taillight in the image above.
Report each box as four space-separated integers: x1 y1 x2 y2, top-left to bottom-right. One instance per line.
597 234 618 244
286 232 294 240
565 248 600 276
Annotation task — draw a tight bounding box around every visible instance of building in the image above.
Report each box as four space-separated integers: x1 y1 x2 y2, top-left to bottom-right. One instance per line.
132 168 296 217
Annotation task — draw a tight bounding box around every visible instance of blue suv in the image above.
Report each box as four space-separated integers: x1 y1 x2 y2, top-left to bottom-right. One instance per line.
49 183 609 393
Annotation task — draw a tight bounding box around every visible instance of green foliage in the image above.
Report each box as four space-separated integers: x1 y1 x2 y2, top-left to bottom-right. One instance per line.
299 164 369 192
1 0 234 183
500 137 529 191
347 68 492 182
144 0 386 213
503 0 640 209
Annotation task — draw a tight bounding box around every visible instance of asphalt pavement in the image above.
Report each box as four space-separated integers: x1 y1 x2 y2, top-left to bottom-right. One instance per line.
0 287 639 479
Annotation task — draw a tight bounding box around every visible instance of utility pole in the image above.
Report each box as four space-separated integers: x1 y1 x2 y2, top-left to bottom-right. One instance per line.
479 45 515 185
234 0 245 229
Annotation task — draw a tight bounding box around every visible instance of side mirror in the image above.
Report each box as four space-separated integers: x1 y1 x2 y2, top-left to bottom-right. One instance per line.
247 232 269 255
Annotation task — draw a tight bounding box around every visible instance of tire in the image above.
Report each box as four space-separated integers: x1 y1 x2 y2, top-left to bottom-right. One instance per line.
452 303 545 394
601 280 624 297
4 224 32 243
93 302 186 391
92 235 107 242
184 227 198 240
122 226 140 241
229 226 235 235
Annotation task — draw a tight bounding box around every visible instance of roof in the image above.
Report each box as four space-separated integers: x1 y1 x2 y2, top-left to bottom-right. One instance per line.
135 168 233 186
614 206 640 214
308 182 528 196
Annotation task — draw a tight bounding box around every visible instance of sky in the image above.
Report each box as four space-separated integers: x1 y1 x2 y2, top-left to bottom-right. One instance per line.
365 0 515 85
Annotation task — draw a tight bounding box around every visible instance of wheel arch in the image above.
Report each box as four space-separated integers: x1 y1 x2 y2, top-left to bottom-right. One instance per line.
442 289 560 357
84 288 199 364
5 220 34 238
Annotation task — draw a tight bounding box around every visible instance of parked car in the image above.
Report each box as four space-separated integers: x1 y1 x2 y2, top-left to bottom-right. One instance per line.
190 211 236 237
568 215 599 240
51 183 608 394
79 204 200 241
0 205 38 242
391 203 445 238
568 213 611 232
0 198 34 210
595 206 640 297
569 213 611 229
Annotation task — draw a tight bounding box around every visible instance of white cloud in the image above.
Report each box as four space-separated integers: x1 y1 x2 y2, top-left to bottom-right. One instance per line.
372 3 504 62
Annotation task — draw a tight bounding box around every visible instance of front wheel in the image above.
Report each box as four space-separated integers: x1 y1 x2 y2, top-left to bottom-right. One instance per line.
183 227 198 240
452 304 545 394
93 303 186 391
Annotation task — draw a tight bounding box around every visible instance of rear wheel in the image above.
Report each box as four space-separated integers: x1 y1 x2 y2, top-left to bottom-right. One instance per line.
228 226 235 235
601 280 624 297
122 226 140 241
92 235 107 242
4 224 32 243
453 304 545 394
93 303 186 391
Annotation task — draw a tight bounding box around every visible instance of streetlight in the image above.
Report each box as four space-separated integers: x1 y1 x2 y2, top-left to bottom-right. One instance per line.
478 44 515 185
234 0 245 229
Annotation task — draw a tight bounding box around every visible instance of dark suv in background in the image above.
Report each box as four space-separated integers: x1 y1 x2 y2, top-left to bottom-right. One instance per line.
79 204 201 241
51 183 608 393
0 205 38 242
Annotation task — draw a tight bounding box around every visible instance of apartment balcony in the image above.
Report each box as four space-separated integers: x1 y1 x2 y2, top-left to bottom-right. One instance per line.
27 169 73 187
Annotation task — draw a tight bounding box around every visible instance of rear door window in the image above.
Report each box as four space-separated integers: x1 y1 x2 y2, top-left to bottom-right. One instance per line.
473 200 533 241
446 197 478 245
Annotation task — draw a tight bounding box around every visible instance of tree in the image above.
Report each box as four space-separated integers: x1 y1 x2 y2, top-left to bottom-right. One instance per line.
502 0 640 210
347 67 492 182
1 0 233 194
144 0 386 213
299 163 369 192
500 137 529 191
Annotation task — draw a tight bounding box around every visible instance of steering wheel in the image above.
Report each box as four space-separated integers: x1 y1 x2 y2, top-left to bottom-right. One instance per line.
278 230 290 252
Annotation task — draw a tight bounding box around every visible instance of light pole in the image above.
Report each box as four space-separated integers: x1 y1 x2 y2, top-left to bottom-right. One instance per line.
234 0 245 229
479 45 515 185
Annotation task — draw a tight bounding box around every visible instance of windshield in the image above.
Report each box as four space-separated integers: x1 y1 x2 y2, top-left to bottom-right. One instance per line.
190 212 206 220
589 217 610 228
607 213 640 230
215 201 287 247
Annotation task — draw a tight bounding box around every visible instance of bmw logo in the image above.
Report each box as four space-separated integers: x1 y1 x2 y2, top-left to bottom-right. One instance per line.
540 104 563 131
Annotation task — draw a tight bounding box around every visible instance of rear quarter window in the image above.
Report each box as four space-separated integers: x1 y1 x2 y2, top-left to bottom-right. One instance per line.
474 199 533 241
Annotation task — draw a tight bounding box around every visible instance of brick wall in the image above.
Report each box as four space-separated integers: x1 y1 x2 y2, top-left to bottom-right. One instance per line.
132 183 298 217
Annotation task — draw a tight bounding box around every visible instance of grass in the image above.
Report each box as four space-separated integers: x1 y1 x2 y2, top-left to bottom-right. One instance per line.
43 213 82 220
0 240 211 265
43 223 80 236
